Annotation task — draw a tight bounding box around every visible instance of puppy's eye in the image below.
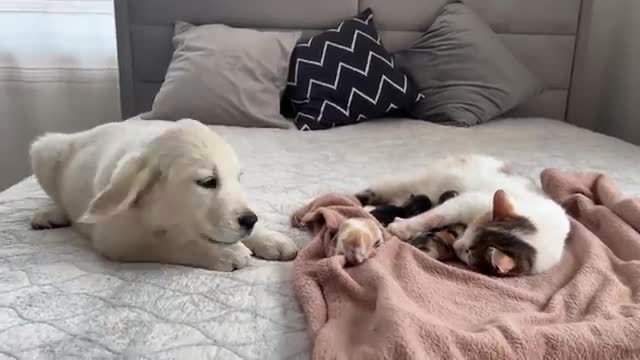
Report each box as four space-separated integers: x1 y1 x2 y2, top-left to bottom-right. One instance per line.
196 176 217 189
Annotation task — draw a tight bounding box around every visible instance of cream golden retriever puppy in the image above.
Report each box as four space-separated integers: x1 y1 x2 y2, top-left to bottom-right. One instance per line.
29 118 298 271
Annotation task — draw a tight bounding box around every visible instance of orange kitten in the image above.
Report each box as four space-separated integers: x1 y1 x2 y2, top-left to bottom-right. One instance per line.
332 218 383 265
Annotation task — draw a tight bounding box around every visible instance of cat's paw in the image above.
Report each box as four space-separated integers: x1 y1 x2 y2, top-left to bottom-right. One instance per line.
387 219 420 241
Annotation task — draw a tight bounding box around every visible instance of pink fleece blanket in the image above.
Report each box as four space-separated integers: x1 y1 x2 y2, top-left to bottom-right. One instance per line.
291 169 640 359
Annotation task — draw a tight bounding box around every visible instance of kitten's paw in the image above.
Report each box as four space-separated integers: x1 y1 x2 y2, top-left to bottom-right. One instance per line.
243 227 298 261
31 206 71 230
387 220 420 241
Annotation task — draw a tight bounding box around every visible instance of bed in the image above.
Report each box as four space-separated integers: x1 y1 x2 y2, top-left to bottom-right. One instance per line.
2 0 640 358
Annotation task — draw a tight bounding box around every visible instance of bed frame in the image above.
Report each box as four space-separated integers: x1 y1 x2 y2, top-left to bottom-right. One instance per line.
114 0 594 125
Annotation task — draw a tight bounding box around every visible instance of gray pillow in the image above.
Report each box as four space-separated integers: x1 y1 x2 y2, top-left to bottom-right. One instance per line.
142 22 301 128
395 1 543 126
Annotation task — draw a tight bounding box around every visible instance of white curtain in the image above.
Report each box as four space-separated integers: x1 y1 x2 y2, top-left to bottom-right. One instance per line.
577 0 640 146
0 0 119 190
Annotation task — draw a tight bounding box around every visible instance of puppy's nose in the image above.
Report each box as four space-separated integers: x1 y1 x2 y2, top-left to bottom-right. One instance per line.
238 212 258 231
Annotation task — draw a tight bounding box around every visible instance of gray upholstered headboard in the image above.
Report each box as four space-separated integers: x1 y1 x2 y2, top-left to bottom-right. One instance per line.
114 0 594 123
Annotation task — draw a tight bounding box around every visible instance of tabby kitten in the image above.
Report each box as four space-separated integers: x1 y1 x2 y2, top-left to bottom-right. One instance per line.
408 223 467 261
366 194 432 226
365 190 463 261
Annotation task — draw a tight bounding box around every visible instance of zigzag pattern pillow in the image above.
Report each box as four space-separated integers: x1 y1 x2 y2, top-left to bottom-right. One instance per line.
285 8 422 131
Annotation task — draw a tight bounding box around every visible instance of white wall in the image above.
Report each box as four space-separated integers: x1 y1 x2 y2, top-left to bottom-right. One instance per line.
0 0 120 190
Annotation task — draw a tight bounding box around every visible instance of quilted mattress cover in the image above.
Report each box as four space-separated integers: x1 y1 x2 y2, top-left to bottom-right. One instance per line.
1 118 639 359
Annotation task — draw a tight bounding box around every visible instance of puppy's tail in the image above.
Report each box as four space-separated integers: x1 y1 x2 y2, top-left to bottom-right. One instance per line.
30 132 74 200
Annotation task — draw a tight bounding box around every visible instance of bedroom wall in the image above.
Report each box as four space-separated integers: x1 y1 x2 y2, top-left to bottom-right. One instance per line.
0 0 120 191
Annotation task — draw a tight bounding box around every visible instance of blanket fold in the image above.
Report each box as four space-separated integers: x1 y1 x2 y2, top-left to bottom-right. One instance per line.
293 169 640 360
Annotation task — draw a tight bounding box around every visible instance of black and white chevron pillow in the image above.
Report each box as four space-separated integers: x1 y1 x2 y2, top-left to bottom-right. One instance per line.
285 8 422 131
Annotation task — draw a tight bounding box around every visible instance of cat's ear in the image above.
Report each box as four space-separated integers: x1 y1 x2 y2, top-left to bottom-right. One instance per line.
488 247 515 275
492 189 515 220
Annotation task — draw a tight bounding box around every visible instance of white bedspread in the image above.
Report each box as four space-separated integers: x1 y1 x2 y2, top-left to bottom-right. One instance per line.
1 118 639 359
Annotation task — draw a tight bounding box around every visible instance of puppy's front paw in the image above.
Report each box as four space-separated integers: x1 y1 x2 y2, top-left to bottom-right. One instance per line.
209 243 252 272
387 220 419 241
31 206 71 230
229 243 252 269
244 229 298 261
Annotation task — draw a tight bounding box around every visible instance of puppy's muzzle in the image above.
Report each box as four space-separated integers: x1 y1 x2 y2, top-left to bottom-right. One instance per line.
238 212 258 232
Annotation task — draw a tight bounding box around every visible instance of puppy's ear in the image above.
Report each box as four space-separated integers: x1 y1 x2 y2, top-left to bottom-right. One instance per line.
492 189 515 220
487 247 515 275
78 153 154 223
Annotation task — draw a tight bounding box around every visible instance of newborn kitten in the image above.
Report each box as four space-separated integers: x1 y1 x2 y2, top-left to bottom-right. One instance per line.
408 223 467 261
368 194 432 226
356 154 571 276
332 218 383 266
366 191 460 227
366 191 462 260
